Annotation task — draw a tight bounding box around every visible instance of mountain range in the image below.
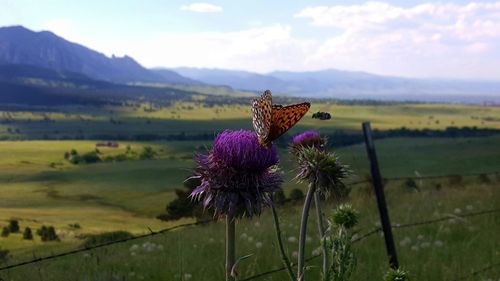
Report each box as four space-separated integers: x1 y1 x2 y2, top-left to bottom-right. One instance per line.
0 25 192 84
1 25 499 103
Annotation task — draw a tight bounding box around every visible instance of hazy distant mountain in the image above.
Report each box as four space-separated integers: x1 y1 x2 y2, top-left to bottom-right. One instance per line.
174 67 500 103
172 67 290 92
0 25 195 84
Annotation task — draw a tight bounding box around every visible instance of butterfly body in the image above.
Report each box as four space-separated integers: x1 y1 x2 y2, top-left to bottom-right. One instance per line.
252 90 310 147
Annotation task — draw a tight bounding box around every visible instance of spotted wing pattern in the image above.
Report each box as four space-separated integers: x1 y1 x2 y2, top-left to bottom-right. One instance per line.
251 90 272 142
265 102 310 144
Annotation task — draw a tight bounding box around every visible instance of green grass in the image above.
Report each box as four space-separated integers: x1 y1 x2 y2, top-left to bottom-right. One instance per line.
2 179 499 281
0 100 499 281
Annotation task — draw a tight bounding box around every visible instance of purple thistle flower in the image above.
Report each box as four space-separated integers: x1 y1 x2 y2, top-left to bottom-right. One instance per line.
290 131 325 156
292 131 321 145
190 130 283 218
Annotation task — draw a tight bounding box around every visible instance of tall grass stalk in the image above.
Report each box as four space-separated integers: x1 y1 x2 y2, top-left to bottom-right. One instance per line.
271 203 296 281
314 192 328 278
226 215 235 281
298 182 317 281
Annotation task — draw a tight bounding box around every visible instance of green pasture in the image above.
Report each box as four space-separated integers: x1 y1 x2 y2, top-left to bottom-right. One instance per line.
0 135 498 267
2 177 499 281
1 102 499 139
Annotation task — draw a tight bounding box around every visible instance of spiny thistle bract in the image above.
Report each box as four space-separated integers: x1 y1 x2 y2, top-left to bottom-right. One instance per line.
332 204 359 229
290 130 326 156
190 130 283 218
384 268 410 281
294 146 350 197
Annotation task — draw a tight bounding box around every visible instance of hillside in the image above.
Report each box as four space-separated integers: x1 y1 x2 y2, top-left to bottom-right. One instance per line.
0 26 194 84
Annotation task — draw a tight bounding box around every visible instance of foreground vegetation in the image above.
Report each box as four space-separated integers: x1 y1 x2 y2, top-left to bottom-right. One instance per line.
0 97 498 280
1 176 499 281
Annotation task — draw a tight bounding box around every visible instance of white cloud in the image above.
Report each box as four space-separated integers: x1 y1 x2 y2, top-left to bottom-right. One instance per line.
127 24 316 73
180 3 223 13
292 1 500 79
43 2 500 80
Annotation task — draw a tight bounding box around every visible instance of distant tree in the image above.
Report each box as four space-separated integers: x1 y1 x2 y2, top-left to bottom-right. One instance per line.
63 151 70 160
23 227 33 240
37 225 60 242
8 219 19 233
1 227 9 237
70 149 78 156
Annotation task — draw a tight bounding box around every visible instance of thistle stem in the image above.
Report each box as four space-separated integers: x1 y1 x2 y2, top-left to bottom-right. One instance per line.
314 192 328 278
298 182 317 281
271 202 296 281
226 215 235 281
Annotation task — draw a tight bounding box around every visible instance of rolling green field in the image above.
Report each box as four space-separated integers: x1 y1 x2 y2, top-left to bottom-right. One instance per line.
1 102 499 139
0 101 498 280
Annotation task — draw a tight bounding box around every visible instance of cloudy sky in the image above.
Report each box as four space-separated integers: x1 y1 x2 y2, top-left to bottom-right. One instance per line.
1 0 500 80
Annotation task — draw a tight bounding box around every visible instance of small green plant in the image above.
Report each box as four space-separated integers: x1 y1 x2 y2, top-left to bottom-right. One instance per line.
384 268 410 281
23 227 33 240
324 204 359 281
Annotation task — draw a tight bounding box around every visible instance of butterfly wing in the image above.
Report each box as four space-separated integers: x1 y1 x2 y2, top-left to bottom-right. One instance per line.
265 102 311 143
251 90 273 143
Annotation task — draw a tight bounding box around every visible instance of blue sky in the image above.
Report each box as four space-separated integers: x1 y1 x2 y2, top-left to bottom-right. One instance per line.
1 0 500 80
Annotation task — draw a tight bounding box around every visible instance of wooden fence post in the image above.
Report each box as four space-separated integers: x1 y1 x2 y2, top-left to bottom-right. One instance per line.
362 122 399 269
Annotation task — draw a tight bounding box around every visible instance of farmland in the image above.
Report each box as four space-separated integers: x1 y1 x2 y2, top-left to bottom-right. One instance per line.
0 100 499 280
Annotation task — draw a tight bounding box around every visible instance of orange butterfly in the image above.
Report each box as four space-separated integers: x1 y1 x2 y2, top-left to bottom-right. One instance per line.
252 90 310 147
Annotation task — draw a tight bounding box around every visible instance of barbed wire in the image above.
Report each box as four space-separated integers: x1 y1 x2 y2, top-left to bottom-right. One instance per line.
0 219 214 272
345 170 499 186
0 173 498 277
453 261 500 281
240 208 500 281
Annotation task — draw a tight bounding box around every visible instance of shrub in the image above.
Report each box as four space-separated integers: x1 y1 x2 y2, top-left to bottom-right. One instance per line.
37 225 60 242
384 268 410 281
23 227 33 240
289 188 305 201
478 174 491 184
8 219 19 233
81 231 133 248
68 223 81 229
1 227 9 237
139 146 156 160
80 151 101 164
403 178 419 192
